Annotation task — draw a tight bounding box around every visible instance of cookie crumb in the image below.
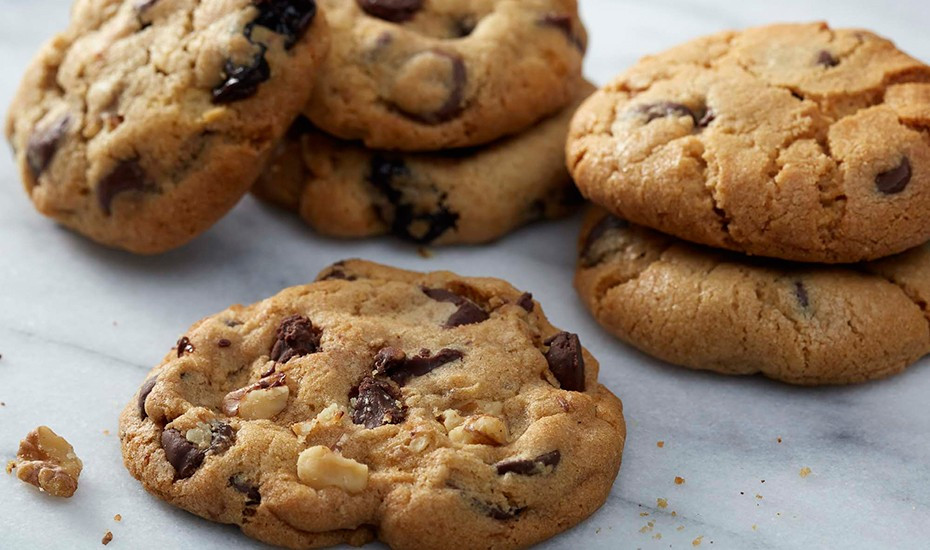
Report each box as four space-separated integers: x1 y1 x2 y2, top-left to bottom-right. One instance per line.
1 402 5 407
640 512 649 517
417 247 433 259
777 437 782 443
102 430 110 436
675 476 685 485
755 494 763 500
113 514 122 522
800 467 812 478
752 524 758 531
102 531 113 545
671 511 678 517
677 525 685 531
657 498 668 509
6 460 15 474
693 535 704 546
653 533 662 540
656 441 664 448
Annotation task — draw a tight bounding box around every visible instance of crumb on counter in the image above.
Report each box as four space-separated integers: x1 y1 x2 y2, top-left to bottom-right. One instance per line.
102 531 113 545
417 247 433 259
800 467 812 478
6 460 15 474
657 498 668 509
693 535 704 546
656 441 665 448
14 426 83 498
114 514 122 522
675 476 685 485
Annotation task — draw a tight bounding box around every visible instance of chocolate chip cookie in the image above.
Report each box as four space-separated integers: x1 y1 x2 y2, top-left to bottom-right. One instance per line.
6 0 328 254
304 0 587 151
254 83 592 245
119 260 625 549
576 207 930 385
568 22 930 263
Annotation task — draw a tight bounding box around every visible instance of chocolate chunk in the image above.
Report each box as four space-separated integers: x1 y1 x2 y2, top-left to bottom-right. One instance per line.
393 50 467 125
222 373 287 416
696 107 715 128
495 450 561 476
229 475 261 505
208 422 236 454
382 348 464 385
351 376 406 428
422 287 489 327
482 502 526 520
636 102 693 123
218 338 232 348
176 336 195 358
161 429 205 479
369 154 460 243
97 158 154 215
270 315 320 363
581 214 628 266
373 347 407 375
248 0 317 49
212 49 270 104
26 115 69 179
794 281 810 309
544 332 585 392
356 0 423 22
876 157 911 195
539 13 586 51
517 292 534 313
137 377 157 419
816 50 839 67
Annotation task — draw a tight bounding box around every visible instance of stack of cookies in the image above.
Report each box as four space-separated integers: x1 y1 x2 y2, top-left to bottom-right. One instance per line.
568 22 930 385
6 0 592 253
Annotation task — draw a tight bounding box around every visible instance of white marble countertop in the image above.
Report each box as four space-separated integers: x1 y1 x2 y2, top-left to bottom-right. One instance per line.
1 1 929 548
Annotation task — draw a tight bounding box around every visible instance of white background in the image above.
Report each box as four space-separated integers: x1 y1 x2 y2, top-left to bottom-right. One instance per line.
1 1 929 548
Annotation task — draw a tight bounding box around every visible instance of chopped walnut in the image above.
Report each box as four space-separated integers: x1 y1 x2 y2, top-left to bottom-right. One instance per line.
223 373 289 420
448 415 509 446
15 426 83 498
297 446 368 493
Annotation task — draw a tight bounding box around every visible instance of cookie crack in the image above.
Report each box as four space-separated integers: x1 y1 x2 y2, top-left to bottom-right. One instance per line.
591 243 677 317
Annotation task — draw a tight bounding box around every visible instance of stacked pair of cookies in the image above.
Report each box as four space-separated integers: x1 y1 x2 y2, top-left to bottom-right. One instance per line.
568 23 930 385
6 0 590 253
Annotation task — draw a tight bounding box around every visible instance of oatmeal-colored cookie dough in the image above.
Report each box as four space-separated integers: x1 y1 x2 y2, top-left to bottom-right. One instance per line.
120 260 625 549
568 22 930 263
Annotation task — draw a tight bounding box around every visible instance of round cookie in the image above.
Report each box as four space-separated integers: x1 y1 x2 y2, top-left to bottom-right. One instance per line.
575 207 930 385
568 22 930 263
254 83 592 245
119 259 625 549
304 0 587 151
5 0 329 254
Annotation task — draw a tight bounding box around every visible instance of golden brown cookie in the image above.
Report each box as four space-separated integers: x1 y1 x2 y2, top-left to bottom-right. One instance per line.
575 207 930 385
120 260 625 549
6 0 328 254
568 22 930 263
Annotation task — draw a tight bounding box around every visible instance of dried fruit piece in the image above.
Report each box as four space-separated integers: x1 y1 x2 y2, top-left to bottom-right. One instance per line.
15 426 83 497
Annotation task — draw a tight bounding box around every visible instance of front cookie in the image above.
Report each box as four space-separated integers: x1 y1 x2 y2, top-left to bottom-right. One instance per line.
568 22 930 263
254 84 593 245
120 260 625 549
6 0 329 254
575 207 930 385
305 0 587 150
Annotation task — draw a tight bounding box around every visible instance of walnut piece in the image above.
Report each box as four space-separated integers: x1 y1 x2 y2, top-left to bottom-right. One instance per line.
297 446 368 493
223 373 289 420
15 426 83 498
447 414 509 446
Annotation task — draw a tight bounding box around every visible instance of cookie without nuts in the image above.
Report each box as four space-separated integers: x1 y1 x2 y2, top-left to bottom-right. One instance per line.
575 207 930 385
568 22 930 263
119 259 625 550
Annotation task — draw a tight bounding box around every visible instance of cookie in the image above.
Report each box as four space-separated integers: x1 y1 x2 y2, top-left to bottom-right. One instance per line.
575 207 930 385
6 0 328 254
568 22 930 263
119 260 625 549
254 83 592 245
304 0 587 151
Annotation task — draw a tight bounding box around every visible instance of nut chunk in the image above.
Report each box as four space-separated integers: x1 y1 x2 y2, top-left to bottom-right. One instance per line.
297 446 368 493
15 426 83 497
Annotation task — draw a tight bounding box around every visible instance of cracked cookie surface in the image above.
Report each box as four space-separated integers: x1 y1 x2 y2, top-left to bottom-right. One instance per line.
575 207 930 385
254 83 592 246
119 259 625 549
6 0 329 254
567 22 930 263
304 0 586 151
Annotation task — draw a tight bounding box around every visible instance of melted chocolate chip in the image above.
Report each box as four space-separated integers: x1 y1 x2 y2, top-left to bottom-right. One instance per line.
176 336 195 358
137 377 157 419
161 429 205 479
356 0 423 22
26 115 69 179
270 315 321 363
380 348 464 385
248 0 317 49
495 450 561 476
229 475 261 505
482 503 526 520
539 13 585 51
208 422 236 454
395 50 467 125
369 154 460 243
544 332 585 392
696 108 716 128
422 287 489 327
351 376 406 428
517 292 534 313
373 347 407 375
816 50 839 67
212 49 270 104
794 281 810 309
97 158 154 215
218 338 232 348
636 102 693 123
581 214 628 266
875 157 911 195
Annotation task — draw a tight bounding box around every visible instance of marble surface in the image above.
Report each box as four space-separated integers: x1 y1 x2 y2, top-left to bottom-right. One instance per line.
1 0 929 548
